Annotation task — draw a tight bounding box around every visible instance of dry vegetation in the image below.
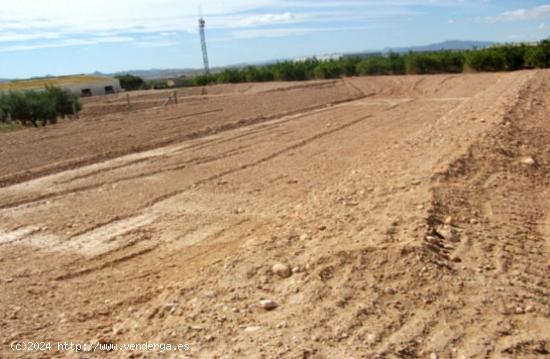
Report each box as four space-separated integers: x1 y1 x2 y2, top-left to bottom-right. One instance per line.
0 75 113 91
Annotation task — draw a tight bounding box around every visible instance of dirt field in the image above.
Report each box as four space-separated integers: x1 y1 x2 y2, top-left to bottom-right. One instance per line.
0 72 548 358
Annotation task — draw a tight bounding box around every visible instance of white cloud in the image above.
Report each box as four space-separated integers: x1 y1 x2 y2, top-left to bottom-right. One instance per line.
231 27 316 39
238 12 297 26
0 32 60 42
0 0 485 51
485 5 550 22
0 0 277 35
134 40 178 48
0 36 134 52
230 24 381 39
0 0 477 36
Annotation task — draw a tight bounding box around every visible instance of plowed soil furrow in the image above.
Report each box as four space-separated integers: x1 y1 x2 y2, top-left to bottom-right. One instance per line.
0 71 548 359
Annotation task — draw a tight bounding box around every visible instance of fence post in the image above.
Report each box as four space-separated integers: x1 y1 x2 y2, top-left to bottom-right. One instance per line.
7 112 12 123
174 91 178 104
72 102 79 120
126 93 131 109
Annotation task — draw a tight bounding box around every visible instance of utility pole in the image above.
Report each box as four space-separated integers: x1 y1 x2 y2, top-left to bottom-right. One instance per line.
199 15 210 74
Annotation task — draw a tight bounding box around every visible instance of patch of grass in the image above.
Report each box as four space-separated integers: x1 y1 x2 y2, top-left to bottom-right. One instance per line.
0 122 23 133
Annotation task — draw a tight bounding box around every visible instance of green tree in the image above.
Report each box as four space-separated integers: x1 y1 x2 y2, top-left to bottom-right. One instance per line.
525 40 550 68
405 53 444 74
0 86 81 128
341 57 361 76
438 51 465 73
387 52 406 74
498 44 527 71
313 61 344 79
272 61 309 81
465 49 506 72
25 90 57 126
192 73 218 86
357 56 391 75
115 74 145 91
217 68 244 83
44 86 80 117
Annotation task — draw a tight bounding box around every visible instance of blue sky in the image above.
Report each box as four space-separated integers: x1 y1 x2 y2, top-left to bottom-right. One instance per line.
1 0 549 79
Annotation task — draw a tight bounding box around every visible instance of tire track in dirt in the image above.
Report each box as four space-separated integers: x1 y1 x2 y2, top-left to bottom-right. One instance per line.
143 113 373 210
1 72 539 359
158 108 224 122
0 144 253 211
1 100 379 218
54 244 160 281
420 71 550 358
0 91 366 188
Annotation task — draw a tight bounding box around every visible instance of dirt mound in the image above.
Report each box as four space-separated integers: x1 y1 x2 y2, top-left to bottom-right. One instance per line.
348 72 503 99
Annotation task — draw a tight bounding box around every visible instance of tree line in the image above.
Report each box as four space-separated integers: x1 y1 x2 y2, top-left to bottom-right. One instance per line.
0 86 81 127
2 40 548 130
188 40 550 86
114 40 550 92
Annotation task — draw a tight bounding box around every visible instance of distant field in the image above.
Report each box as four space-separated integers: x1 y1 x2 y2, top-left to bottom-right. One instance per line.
0 75 111 91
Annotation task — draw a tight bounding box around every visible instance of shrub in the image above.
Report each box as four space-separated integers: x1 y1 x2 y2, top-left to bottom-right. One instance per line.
340 57 361 77
387 53 406 74
144 80 169 89
498 45 527 71
44 86 81 117
313 61 344 79
115 74 145 91
217 68 244 83
405 53 445 74
272 61 309 81
192 73 219 86
438 51 465 73
465 49 506 72
525 40 550 68
0 86 81 127
357 56 391 75
25 90 57 125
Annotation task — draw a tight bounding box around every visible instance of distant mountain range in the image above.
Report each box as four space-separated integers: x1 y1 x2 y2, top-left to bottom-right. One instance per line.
2 40 497 81
382 40 495 53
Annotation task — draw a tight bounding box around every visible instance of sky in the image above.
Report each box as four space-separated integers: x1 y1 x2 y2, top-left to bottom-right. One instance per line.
0 0 549 79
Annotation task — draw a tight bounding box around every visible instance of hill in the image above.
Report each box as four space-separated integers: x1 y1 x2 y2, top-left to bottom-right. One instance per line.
383 40 495 53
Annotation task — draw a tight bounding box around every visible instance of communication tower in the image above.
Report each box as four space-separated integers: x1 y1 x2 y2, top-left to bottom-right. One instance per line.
198 16 210 73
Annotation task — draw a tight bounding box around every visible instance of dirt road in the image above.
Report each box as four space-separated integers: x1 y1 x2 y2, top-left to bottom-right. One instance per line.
0 72 548 358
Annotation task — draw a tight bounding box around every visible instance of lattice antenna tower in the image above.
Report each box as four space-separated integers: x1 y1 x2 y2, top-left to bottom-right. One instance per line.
198 7 210 74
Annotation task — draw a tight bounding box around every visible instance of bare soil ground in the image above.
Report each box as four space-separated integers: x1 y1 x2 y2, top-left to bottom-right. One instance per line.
0 72 548 358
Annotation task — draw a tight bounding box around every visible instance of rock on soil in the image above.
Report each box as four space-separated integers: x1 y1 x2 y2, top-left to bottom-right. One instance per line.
519 156 536 165
259 299 278 310
434 224 460 242
272 263 292 278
